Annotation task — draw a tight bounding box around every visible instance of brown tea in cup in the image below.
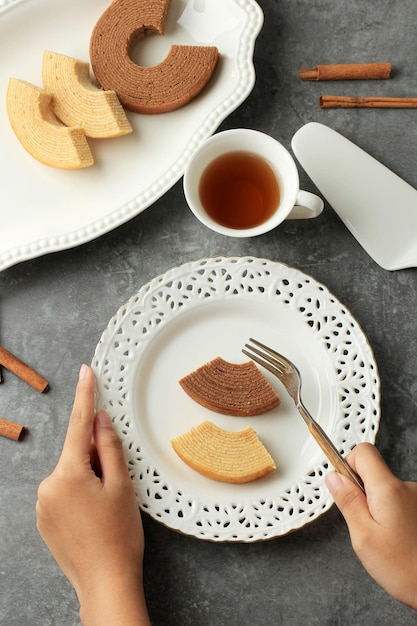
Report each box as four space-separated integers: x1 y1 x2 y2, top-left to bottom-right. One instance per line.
198 151 280 229
183 128 323 238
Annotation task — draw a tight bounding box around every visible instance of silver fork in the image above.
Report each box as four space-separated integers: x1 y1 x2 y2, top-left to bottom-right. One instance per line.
243 338 365 493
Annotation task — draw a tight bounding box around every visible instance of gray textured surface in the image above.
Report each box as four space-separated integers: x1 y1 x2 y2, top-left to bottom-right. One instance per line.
1 0 417 624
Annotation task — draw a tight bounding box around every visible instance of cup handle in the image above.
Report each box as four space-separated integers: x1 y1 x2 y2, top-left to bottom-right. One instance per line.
287 190 324 219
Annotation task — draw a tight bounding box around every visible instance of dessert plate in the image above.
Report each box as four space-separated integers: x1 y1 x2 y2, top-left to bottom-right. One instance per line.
92 256 380 542
0 0 263 271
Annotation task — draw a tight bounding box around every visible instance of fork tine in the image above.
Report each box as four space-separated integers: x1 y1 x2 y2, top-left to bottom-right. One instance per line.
247 338 293 372
242 346 283 379
243 343 284 375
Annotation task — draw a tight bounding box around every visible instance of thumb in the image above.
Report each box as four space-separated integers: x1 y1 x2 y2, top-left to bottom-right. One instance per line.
325 471 371 530
93 411 130 484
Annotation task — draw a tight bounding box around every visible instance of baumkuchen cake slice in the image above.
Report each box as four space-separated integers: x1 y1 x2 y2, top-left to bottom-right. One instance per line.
179 357 281 416
89 0 219 114
42 51 132 139
6 78 93 169
172 421 276 483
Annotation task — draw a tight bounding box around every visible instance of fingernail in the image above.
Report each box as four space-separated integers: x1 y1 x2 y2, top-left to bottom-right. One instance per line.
325 471 344 495
79 364 89 380
96 410 113 428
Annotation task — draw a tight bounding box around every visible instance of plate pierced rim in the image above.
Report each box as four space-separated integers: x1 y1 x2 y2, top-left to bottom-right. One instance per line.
92 256 380 542
0 0 263 271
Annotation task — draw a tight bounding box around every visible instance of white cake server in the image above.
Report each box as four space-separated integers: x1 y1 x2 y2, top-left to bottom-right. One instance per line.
291 122 417 270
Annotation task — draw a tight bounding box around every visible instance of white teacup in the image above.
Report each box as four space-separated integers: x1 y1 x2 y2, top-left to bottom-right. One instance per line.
183 128 323 237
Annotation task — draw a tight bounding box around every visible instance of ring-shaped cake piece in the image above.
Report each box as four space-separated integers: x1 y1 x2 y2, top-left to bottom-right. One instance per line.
42 51 132 139
179 357 281 416
7 78 93 169
89 0 219 114
172 421 276 484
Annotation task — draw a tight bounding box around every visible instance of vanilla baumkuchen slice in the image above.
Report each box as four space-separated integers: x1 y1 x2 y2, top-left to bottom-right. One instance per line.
172 421 276 484
42 51 132 138
89 0 219 114
6 78 93 169
179 357 281 416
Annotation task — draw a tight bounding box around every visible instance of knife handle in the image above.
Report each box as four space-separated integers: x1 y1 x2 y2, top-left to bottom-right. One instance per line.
307 420 365 493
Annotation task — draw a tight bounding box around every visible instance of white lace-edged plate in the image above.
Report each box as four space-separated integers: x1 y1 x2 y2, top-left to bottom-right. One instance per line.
92 257 380 542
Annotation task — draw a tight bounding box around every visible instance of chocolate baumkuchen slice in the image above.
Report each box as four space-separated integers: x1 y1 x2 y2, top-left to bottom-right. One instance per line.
179 357 281 416
172 421 276 484
90 0 219 114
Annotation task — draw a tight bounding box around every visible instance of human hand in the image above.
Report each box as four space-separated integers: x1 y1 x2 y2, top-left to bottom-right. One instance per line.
36 364 150 625
326 442 417 611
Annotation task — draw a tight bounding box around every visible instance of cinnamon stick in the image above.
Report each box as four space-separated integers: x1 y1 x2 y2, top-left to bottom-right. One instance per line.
0 417 27 441
300 63 391 81
0 346 48 393
320 96 417 108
